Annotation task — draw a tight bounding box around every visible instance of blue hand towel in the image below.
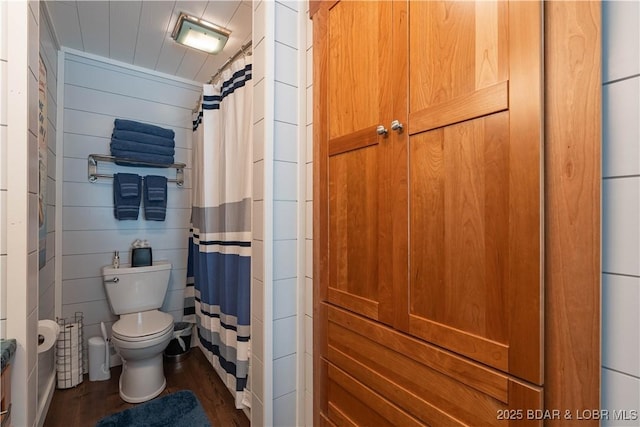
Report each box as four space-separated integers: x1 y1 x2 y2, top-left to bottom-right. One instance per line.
113 173 141 220
143 175 167 221
114 119 175 139
112 130 175 148
111 138 175 156
110 148 175 166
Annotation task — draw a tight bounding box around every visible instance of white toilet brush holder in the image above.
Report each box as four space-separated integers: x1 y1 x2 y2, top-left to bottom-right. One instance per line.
88 323 111 381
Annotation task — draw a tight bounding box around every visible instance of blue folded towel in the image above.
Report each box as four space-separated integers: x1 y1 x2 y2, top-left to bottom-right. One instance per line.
113 173 141 220
143 175 167 221
110 148 175 166
111 138 175 156
114 119 175 139
112 130 175 148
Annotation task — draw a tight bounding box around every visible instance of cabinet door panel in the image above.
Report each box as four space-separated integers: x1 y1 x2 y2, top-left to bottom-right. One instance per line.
401 0 543 384
409 112 510 370
322 0 394 324
327 1 391 140
408 0 508 114
328 146 382 320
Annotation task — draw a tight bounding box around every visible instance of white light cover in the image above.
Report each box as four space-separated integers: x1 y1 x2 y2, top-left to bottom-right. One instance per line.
172 14 230 54
182 29 222 54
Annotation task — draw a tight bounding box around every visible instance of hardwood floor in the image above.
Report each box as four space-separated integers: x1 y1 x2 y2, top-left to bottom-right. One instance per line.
44 347 250 427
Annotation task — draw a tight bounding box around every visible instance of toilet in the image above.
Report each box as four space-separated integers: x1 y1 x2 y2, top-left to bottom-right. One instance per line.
102 261 174 403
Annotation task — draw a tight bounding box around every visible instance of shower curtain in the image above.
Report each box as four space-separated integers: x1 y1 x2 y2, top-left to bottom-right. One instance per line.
184 57 252 409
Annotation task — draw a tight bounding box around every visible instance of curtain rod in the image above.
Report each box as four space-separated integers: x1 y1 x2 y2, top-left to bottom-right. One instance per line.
209 40 253 84
192 41 253 114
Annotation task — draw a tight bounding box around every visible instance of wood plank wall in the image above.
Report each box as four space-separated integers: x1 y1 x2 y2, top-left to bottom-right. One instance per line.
61 52 200 355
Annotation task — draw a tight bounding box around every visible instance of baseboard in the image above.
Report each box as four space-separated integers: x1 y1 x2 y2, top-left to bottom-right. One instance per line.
36 371 56 427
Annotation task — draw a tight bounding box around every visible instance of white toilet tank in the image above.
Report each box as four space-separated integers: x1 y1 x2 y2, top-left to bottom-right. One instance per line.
102 261 172 315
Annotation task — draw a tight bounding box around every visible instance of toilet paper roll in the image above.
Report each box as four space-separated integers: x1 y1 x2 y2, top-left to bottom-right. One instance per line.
38 320 61 354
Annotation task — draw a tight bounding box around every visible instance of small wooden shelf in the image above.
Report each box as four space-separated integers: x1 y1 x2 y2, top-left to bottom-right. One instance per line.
87 154 186 187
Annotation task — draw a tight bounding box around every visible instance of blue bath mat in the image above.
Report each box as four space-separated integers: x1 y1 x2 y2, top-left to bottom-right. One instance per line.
95 390 211 427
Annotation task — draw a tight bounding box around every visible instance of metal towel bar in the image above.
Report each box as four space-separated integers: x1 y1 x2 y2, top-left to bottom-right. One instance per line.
87 154 186 187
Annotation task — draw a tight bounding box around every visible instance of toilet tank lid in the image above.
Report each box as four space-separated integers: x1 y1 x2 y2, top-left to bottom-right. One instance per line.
112 311 173 339
103 260 171 276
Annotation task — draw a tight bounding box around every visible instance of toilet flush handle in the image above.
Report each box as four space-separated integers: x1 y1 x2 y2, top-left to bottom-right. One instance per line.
104 277 119 283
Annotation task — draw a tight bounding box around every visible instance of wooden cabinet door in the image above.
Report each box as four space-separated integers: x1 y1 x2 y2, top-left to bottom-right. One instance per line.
317 0 395 325
394 0 544 384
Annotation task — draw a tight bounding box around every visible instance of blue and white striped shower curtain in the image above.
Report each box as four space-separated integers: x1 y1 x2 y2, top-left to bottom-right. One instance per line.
184 57 252 409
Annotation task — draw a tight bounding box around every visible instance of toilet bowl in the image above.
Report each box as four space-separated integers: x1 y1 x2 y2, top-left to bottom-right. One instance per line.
111 311 174 402
102 261 173 403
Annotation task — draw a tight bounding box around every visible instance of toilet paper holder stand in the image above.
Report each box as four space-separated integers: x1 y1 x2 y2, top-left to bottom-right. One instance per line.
56 312 85 389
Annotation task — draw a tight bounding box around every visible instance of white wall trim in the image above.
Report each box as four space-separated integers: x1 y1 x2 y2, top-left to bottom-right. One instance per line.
60 46 203 89
54 50 64 320
36 370 56 427
6 2 31 424
262 1 276 424
295 3 308 425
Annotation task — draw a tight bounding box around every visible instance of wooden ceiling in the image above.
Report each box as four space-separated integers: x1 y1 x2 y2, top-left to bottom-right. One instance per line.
45 1 253 83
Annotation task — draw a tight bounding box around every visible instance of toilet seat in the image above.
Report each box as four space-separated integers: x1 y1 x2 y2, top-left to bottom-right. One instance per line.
112 311 173 342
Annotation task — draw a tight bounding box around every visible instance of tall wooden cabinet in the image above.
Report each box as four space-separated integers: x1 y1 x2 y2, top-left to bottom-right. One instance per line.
313 1 547 425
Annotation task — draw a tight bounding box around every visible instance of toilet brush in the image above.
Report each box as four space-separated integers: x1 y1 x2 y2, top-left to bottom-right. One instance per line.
100 322 111 375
